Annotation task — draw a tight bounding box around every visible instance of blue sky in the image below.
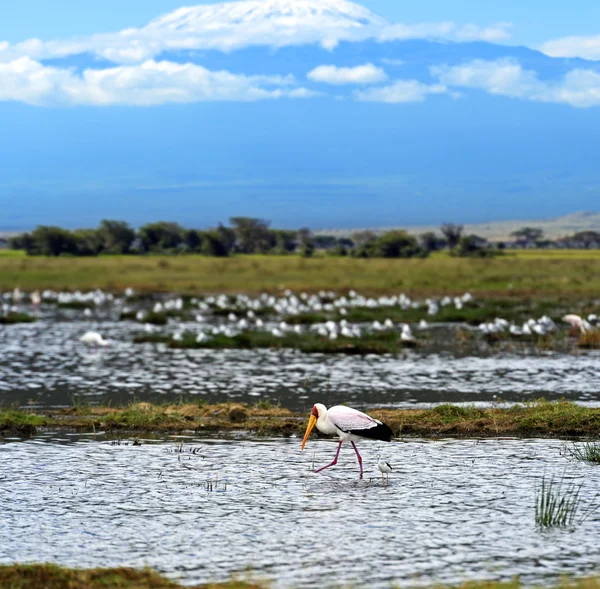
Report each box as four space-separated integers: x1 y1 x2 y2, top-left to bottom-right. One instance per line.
1 0 600 230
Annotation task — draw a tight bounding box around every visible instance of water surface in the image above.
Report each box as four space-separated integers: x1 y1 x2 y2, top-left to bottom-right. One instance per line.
1 435 599 588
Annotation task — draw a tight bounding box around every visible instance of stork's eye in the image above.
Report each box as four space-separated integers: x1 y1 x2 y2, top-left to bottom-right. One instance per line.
311 406 319 418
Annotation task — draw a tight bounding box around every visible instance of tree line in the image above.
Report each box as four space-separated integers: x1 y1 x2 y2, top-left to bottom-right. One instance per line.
9 218 496 258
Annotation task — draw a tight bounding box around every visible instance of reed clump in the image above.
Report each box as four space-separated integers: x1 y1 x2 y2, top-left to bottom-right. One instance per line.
564 441 600 464
535 475 583 528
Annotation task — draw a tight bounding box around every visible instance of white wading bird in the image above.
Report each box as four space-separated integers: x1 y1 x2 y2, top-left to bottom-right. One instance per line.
80 331 109 350
302 404 393 479
377 458 393 486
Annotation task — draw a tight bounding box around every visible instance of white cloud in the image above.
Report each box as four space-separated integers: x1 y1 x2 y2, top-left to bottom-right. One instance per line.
0 0 512 65
541 35 600 61
307 63 387 85
0 57 309 106
380 58 405 66
432 59 600 107
379 21 512 43
354 80 447 103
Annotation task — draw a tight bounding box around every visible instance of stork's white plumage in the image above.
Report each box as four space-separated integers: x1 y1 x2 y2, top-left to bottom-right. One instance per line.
301 404 393 479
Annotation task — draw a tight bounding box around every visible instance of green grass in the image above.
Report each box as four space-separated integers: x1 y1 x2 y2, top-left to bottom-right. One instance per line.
288 298 571 326
5 564 600 589
2 253 600 299
0 312 36 324
134 329 416 355
0 410 49 435
0 249 26 258
7 399 600 438
565 442 600 463
0 563 265 588
535 474 584 528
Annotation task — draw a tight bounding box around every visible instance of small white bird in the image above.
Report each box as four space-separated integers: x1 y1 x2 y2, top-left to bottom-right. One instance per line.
80 331 109 350
377 458 393 486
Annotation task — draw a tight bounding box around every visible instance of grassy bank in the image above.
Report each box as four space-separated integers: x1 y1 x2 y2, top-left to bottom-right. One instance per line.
2 564 600 589
134 330 418 354
0 564 262 589
3 400 600 439
2 253 600 298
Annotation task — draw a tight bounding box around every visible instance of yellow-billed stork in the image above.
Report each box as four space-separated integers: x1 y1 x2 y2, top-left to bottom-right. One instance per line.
301 403 393 479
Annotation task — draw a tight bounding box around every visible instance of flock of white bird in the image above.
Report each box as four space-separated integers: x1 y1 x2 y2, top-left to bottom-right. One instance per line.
1 287 598 351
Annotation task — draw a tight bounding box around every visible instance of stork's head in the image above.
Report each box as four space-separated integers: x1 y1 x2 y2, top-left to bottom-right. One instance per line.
301 403 326 450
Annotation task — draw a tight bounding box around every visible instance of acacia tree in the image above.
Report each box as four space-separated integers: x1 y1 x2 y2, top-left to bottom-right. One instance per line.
440 223 464 250
98 220 135 254
510 227 544 243
571 231 600 248
229 217 272 254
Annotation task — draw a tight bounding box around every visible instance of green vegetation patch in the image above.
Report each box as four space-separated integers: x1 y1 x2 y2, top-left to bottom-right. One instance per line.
0 563 265 589
4 564 600 589
6 400 600 438
134 330 416 355
2 253 600 298
0 411 49 436
0 312 36 325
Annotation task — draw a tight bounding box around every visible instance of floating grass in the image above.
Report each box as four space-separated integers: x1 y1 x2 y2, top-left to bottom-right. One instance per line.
164 329 414 355
0 312 36 324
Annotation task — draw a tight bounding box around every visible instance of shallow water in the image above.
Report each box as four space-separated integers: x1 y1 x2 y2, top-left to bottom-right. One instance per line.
0 312 599 411
2 435 600 588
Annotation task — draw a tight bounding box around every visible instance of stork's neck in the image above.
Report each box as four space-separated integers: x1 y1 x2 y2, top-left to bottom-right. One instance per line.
316 406 337 435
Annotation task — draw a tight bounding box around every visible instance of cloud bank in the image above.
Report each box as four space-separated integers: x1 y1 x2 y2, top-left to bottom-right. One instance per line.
541 35 600 61
1 0 599 109
0 0 511 65
432 59 600 108
0 57 307 106
307 63 387 85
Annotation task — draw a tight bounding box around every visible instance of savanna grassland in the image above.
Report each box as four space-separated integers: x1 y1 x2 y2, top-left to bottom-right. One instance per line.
1 250 599 298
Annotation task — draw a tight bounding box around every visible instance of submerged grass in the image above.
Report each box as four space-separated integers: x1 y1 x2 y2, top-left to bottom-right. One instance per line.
4 400 600 438
6 565 600 589
2 253 600 298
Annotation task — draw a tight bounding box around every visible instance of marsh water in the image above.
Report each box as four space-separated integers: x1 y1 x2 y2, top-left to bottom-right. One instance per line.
2 434 600 588
0 305 599 411
2 300 600 587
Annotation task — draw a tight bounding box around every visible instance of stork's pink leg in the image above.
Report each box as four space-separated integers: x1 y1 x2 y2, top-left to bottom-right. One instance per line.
351 442 363 479
314 441 343 473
